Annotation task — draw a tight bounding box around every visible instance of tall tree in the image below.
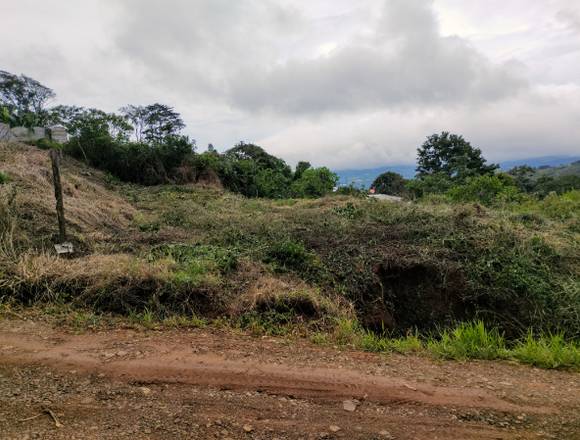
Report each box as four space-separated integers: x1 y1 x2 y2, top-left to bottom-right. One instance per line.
371 171 407 196
120 103 185 143
416 132 498 181
294 161 311 180
0 70 55 126
49 106 132 141
119 104 149 142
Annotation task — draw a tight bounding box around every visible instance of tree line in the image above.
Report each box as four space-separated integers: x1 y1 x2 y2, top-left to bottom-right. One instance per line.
3 69 577 202
0 70 337 198
371 132 580 203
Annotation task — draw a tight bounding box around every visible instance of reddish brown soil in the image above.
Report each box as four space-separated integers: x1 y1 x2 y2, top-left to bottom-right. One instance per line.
0 319 578 439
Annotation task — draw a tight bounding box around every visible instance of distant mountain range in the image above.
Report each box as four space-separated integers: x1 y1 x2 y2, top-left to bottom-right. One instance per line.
335 156 580 188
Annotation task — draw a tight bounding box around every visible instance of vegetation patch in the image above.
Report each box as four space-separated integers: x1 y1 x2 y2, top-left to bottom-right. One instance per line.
0 170 10 184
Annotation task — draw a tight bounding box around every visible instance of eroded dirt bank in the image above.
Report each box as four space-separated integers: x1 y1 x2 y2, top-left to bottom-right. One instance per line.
1 319 578 439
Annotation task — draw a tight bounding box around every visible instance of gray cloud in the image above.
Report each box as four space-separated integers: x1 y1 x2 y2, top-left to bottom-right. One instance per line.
112 0 527 114
1 0 579 169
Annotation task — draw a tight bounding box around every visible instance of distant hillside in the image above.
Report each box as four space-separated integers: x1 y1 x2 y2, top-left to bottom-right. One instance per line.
499 156 580 171
335 165 416 188
336 156 580 188
533 160 580 179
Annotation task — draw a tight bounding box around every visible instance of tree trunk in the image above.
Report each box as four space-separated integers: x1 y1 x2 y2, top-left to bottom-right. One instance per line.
49 149 66 242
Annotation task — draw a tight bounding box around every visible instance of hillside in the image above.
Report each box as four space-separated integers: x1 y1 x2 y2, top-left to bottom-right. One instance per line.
535 160 580 178
2 142 579 337
1 142 580 439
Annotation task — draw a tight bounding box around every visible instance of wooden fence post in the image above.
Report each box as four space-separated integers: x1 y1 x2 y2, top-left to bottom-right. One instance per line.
49 149 66 242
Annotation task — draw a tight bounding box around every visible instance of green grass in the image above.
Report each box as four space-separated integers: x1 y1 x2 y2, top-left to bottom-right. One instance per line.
163 313 207 329
427 321 507 360
359 331 423 354
320 320 580 370
3 298 578 370
511 332 580 369
128 308 156 329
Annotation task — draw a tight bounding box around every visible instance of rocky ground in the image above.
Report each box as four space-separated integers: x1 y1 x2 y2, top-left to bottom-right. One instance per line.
0 318 579 440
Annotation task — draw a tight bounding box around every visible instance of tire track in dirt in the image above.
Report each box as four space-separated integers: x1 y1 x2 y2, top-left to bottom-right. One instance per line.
0 330 555 415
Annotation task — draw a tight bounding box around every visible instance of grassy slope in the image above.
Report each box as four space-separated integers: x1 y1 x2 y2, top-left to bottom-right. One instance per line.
1 143 579 345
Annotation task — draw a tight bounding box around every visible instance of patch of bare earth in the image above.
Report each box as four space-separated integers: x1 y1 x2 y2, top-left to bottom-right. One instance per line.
0 319 578 439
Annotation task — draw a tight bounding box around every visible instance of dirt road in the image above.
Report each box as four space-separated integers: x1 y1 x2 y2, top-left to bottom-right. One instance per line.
0 319 578 439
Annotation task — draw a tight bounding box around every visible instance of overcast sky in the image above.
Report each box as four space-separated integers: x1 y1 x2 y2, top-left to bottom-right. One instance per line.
2 0 579 169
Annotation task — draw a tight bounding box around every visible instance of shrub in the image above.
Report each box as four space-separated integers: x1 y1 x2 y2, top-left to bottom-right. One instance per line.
335 184 367 197
264 240 314 272
0 171 9 185
291 167 338 198
333 202 363 220
218 143 293 198
149 243 238 274
406 172 454 198
447 174 521 205
539 190 580 220
33 138 62 151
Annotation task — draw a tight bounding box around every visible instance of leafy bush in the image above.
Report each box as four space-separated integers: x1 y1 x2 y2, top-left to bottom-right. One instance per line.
65 136 195 186
447 174 521 205
406 172 454 198
0 171 9 185
219 143 293 198
264 240 315 272
33 138 62 151
291 167 338 198
149 243 238 274
335 184 367 197
333 202 364 220
539 190 580 220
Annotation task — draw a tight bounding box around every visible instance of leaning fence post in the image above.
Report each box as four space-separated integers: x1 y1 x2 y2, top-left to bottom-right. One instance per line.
49 148 67 243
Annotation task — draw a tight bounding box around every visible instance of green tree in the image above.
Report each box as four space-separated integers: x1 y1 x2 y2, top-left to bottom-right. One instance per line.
120 103 185 143
371 171 407 196
291 167 338 198
416 132 498 181
508 165 536 193
0 70 55 127
225 142 292 176
406 172 454 198
294 161 311 180
535 175 580 197
50 106 132 141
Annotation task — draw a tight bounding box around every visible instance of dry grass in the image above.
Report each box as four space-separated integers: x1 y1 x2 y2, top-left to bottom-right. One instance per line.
0 142 137 248
3 253 174 304
230 274 349 320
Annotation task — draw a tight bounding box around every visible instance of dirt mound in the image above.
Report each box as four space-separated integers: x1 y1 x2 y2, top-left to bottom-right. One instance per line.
0 142 137 247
